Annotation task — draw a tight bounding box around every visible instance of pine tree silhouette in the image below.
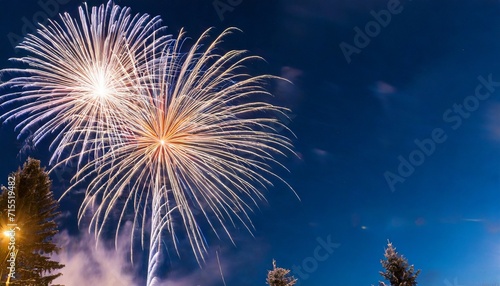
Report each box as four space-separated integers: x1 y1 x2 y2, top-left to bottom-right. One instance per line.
0 158 65 285
266 259 297 286
379 241 420 286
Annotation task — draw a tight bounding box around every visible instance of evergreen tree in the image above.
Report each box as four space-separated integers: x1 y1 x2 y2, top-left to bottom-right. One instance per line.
266 259 297 286
379 241 420 286
0 158 64 285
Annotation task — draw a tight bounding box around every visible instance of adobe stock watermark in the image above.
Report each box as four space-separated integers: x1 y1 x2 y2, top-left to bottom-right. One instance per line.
291 235 340 285
7 0 75 51
384 74 500 192
339 0 409 64
213 0 243 21
444 278 500 286
4 175 18 282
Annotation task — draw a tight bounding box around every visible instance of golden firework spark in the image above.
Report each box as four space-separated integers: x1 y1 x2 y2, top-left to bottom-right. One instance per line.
66 28 296 268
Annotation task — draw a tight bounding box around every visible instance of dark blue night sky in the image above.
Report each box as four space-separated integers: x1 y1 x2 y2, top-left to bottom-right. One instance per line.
2 0 500 285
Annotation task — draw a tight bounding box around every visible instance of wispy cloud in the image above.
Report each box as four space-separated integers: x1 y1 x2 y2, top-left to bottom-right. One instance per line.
52 226 137 285
51 221 266 285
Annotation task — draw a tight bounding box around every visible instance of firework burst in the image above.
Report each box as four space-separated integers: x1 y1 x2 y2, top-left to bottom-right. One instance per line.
66 27 296 283
0 1 169 166
1 2 296 285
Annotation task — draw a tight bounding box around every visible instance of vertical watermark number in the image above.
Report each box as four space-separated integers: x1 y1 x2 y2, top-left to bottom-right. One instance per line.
5 176 17 281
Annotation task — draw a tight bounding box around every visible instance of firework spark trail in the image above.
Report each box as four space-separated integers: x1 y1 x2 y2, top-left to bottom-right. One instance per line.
147 189 162 286
0 1 169 168
64 27 296 284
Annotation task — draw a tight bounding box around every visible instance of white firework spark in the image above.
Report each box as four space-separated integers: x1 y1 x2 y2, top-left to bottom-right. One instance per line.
0 1 169 166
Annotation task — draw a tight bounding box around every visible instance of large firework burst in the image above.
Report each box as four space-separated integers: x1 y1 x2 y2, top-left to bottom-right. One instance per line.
67 27 295 281
1 2 296 285
0 1 169 165
73 26 295 252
